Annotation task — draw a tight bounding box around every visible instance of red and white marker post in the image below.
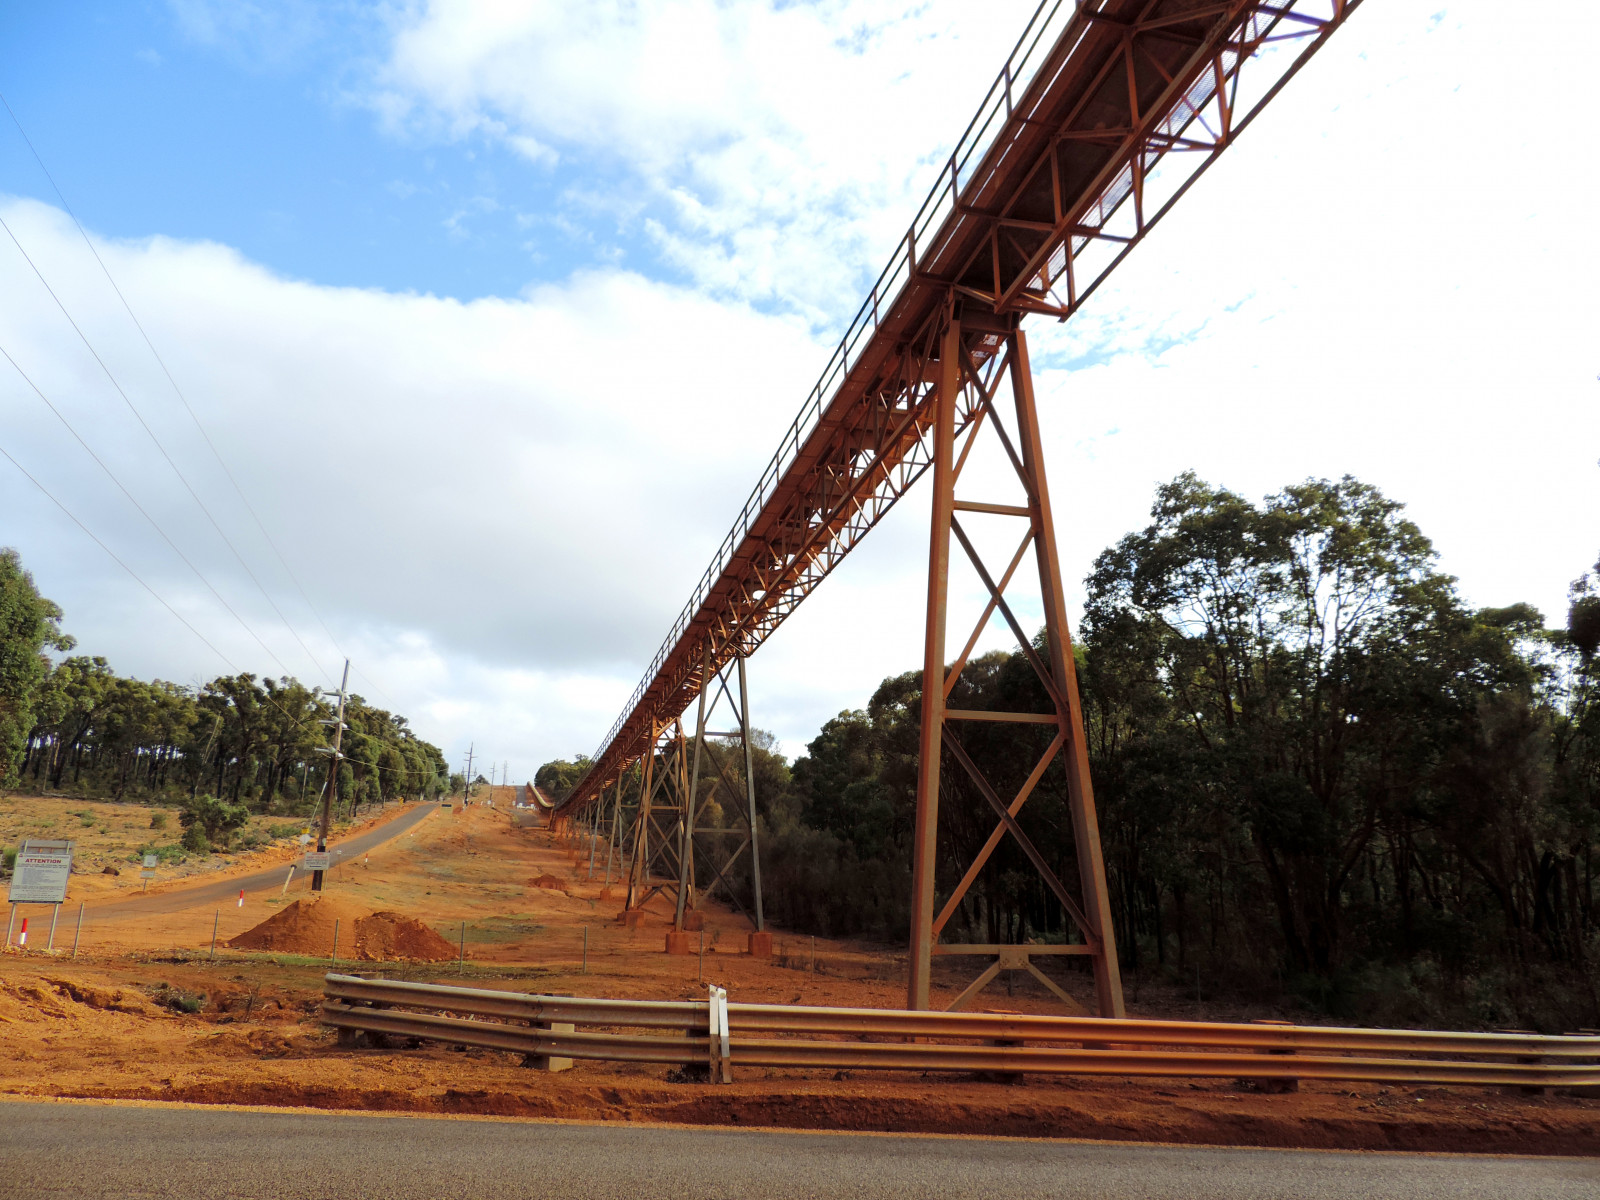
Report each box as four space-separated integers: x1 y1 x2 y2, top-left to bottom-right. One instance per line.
237 889 244 908
18 918 27 948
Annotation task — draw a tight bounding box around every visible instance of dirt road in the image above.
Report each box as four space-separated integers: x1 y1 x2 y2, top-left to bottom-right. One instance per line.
83 802 438 920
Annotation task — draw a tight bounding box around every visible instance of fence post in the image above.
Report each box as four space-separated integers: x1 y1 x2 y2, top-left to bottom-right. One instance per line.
71 902 84 959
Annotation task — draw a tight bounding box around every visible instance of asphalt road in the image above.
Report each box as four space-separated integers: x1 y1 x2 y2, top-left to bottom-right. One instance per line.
1 1102 1593 1200
85 802 441 919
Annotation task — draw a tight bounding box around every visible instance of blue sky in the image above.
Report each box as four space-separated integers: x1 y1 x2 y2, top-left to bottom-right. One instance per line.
0 2 609 299
0 1 1595 780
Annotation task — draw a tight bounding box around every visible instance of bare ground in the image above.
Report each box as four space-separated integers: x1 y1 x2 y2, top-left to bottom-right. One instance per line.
3 802 1596 1154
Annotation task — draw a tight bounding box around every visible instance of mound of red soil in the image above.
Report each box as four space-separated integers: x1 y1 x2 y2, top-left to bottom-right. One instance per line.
353 912 456 962
227 897 366 956
532 875 566 891
228 898 456 962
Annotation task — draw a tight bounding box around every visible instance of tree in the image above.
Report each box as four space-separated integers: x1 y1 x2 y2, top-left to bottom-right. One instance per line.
535 756 593 803
0 549 71 781
178 793 251 850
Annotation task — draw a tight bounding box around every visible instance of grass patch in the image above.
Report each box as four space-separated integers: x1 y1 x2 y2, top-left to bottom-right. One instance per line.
128 842 187 865
462 916 546 945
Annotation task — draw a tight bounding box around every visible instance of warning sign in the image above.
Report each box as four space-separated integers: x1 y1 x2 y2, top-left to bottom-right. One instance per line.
301 852 331 872
8 840 74 904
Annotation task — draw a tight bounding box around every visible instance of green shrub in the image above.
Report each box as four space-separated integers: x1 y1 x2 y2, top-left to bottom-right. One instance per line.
149 811 169 831
128 843 185 864
180 824 211 854
2 847 15 875
149 983 206 1014
177 795 249 849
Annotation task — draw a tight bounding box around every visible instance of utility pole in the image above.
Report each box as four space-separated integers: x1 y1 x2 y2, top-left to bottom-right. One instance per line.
463 743 475 802
312 659 350 893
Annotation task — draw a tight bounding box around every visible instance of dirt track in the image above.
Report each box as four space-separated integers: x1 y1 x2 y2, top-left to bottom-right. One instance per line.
84 802 437 919
3 803 1597 1154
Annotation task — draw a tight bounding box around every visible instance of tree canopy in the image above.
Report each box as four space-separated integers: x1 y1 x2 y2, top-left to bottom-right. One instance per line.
0 548 449 814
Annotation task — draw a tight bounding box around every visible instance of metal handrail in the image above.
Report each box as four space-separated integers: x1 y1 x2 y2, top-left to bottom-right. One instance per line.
585 0 1085 769
322 975 1600 1087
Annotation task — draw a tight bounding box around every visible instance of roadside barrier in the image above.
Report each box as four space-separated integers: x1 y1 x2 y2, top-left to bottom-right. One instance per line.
322 974 1600 1088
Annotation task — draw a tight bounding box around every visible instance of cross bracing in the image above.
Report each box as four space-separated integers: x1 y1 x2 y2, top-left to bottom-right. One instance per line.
557 0 1360 822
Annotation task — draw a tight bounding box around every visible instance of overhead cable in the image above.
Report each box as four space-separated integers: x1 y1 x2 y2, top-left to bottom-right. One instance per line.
0 441 237 669
0 212 333 685
0 336 298 679
0 92 400 706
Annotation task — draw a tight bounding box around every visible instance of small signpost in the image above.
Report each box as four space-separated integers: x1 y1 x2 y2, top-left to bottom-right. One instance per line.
7 839 73 951
140 853 157 892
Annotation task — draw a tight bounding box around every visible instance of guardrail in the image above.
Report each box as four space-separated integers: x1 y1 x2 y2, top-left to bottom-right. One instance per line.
322 975 1600 1089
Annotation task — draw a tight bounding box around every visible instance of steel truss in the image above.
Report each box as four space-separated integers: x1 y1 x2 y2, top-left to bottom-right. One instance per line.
552 0 1363 1009
560 0 1361 826
622 719 690 914
674 646 766 933
908 310 1122 1016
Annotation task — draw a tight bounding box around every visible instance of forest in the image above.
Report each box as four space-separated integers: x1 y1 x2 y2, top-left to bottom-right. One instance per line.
0 548 451 835
542 474 1600 1029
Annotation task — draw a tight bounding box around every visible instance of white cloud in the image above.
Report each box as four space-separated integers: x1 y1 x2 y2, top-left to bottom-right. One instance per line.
0 197 822 773
369 0 1040 321
3 0 1597 781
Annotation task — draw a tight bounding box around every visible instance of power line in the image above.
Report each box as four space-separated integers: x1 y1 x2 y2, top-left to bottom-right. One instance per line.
0 451 430 782
0 441 237 670
0 93 408 709
0 336 300 679
0 211 334 686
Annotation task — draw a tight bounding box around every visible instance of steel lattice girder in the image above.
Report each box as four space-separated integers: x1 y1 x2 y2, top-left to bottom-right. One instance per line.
558 0 1362 817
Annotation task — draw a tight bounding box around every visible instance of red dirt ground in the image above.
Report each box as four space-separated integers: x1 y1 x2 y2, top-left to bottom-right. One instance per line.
2 801 1596 1154
226 897 457 962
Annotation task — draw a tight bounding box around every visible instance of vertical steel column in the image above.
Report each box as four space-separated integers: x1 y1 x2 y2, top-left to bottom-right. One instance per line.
738 653 765 933
676 641 713 930
602 776 620 886
907 313 962 1012
625 718 657 911
1009 328 1125 1019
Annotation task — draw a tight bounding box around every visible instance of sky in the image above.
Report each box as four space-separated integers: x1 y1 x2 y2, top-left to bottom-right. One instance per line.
0 0 1595 783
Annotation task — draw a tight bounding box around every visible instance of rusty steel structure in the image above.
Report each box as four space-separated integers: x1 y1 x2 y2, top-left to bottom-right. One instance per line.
556 0 1364 1013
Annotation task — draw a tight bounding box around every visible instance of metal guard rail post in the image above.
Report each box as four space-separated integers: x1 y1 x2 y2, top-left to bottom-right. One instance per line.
322 975 1600 1089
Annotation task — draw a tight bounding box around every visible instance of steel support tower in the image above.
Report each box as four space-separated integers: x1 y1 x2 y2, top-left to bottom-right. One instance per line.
555 0 1364 1013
